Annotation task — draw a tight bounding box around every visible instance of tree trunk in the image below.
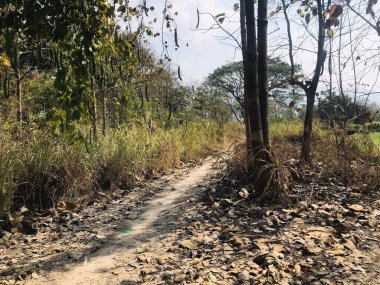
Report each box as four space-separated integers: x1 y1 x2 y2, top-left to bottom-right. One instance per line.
301 0 326 162
3 71 9 98
14 45 22 124
257 0 270 147
101 65 107 136
92 91 98 141
239 0 251 151
348 14 358 118
90 74 98 141
102 93 106 136
301 91 315 160
245 0 264 152
16 70 22 123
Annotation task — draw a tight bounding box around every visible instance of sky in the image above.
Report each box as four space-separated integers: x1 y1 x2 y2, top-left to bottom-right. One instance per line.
138 0 380 105
145 0 240 84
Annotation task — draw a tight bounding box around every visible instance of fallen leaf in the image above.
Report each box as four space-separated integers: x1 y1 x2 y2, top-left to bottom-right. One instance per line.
229 236 244 249
327 246 346 256
31 272 39 279
179 240 198 250
304 245 322 255
44 245 66 254
347 204 366 212
335 256 345 266
135 247 145 254
239 188 249 199
174 274 187 282
294 264 302 276
209 272 218 282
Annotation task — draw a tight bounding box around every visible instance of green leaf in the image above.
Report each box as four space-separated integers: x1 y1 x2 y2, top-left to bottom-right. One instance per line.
327 29 334 38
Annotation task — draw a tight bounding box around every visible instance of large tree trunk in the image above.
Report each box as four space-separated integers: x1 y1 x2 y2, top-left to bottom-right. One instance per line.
301 0 326 161
239 0 251 151
244 0 264 152
257 0 270 147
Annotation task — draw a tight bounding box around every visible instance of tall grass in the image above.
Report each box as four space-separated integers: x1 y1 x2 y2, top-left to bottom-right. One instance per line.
369 132 380 148
225 120 379 199
0 120 236 217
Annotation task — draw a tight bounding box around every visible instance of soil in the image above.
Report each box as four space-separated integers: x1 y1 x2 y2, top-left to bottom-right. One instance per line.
1 157 379 285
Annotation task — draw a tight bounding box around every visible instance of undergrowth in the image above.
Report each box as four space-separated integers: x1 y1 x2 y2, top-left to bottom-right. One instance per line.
0 120 238 218
225 121 380 200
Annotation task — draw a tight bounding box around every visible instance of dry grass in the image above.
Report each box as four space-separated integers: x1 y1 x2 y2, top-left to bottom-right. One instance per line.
0 120 237 218
224 121 380 201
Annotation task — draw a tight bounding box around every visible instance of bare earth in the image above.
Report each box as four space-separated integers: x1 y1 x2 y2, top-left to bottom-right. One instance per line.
25 158 216 285
2 157 380 285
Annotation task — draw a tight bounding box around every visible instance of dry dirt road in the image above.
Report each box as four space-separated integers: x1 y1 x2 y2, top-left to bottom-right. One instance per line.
25 158 216 285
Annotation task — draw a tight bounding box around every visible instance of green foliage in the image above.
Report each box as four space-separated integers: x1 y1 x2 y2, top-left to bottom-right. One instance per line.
316 93 378 125
0 1 234 220
206 58 303 120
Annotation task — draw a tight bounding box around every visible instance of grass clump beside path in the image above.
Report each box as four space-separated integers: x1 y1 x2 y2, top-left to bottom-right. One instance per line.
0 120 239 218
369 132 380 148
227 120 379 197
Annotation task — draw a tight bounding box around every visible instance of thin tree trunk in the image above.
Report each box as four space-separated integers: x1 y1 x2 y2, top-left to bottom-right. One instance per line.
13 44 22 124
102 94 106 136
245 0 264 152
3 71 9 98
90 74 98 141
257 0 270 147
348 13 358 118
281 0 295 78
16 69 22 123
337 15 347 128
239 0 251 151
302 91 314 160
101 64 107 136
282 0 325 161
301 0 326 162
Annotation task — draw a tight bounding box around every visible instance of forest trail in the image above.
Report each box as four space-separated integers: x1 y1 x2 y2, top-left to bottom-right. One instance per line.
3 156 379 285
25 158 216 285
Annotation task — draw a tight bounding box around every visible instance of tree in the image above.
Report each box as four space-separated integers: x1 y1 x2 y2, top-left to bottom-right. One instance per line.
346 0 380 36
206 58 301 119
317 92 379 125
244 0 264 153
258 0 269 146
280 0 334 161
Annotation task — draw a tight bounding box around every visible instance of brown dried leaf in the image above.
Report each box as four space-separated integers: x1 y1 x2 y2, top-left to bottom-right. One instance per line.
179 240 198 250
304 245 322 255
347 204 367 212
330 4 343 17
294 263 302 276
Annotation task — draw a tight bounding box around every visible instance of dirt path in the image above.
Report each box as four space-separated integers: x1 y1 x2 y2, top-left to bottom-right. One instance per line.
3 156 379 285
25 158 216 285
